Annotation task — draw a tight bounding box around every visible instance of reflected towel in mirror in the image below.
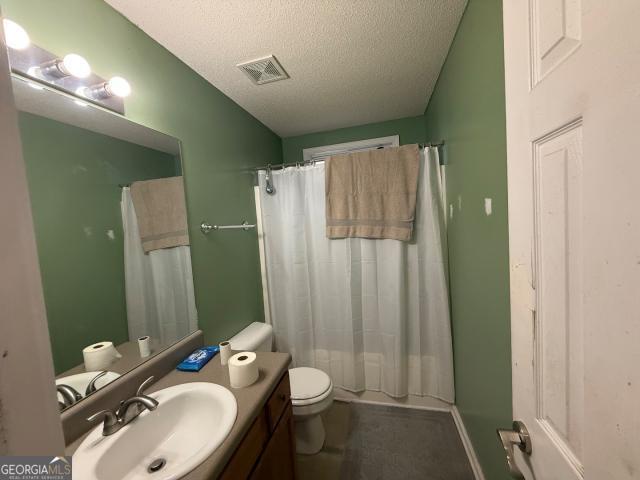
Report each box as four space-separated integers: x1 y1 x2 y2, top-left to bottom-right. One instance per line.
130 176 189 252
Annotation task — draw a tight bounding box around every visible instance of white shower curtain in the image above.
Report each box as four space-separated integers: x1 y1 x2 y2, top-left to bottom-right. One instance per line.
258 148 454 402
121 188 198 346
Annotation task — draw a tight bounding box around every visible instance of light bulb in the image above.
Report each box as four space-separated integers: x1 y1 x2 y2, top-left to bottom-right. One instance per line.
60 54 91 79
3 19 30 50
106 76 131 98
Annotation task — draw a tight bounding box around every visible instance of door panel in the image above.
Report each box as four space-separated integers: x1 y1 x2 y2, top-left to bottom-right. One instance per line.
534 121 584 474
531 0 582 83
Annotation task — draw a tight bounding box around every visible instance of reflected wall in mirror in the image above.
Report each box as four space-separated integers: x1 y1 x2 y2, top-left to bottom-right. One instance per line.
12 76 198 411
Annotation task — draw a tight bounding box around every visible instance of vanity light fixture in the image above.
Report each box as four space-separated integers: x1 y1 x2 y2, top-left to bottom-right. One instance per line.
38 53 92 79
2 19 30 50
5 23 128 114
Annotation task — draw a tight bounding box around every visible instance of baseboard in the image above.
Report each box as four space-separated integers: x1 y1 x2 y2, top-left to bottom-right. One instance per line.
451 406 485 480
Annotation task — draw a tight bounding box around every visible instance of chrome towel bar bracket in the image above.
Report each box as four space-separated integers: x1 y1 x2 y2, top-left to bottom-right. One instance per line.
200 221 256 234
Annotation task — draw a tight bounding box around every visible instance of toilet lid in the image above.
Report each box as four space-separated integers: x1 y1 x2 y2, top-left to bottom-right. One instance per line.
289 367 332 401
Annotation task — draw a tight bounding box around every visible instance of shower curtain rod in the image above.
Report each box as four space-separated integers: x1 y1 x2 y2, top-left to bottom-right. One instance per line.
253 141 445 172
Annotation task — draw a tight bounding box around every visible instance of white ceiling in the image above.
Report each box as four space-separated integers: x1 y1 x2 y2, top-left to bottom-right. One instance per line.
105 0 466 138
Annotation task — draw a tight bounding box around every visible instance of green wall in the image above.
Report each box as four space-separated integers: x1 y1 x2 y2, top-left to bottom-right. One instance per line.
424 1 512 478
282 115 426 163
19 112 179 374
2 0 283 345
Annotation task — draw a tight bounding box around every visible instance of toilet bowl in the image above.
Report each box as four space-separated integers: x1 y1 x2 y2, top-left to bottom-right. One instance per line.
289 367 333 454
229 322 334 455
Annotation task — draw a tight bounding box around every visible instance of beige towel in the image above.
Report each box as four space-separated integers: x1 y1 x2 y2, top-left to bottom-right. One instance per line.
325 144 420 241
130 176 189 253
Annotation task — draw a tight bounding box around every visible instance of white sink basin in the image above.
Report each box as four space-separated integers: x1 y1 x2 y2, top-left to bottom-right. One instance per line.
73 382 237 480
56 371 120 402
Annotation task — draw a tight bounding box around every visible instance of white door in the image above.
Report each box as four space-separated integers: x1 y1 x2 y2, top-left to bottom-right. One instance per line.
503 1 640 479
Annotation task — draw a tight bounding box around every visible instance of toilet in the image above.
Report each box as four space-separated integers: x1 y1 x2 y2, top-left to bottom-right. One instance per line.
229 322 333 455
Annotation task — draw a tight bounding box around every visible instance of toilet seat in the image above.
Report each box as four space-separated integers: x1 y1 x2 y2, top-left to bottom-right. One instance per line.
289 367 332 406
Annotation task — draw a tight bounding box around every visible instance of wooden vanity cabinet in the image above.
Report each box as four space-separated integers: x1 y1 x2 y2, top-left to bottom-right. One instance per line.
219 372 296 480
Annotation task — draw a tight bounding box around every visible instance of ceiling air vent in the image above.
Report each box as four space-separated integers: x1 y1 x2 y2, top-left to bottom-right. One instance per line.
237 55 289 85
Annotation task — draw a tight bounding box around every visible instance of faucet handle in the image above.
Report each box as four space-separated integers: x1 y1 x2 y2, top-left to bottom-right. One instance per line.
87 409 119 436
136 376 155 397
87 409 118 426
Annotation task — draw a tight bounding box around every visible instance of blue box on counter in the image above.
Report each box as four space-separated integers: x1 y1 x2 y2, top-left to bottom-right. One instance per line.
177 346 220 372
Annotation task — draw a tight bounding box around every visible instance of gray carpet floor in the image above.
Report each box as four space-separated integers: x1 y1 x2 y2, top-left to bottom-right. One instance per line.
296 401 475 480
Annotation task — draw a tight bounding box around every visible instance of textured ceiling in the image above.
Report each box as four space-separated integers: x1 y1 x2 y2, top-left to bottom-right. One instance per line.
105 0 466 137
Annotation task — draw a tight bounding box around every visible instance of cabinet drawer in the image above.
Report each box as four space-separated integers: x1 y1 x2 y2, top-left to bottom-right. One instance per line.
219 412 269 480
265 373 291 432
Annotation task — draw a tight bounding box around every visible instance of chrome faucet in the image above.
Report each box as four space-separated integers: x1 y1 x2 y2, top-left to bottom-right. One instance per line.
57 384 83 410
85 371 108 395
87 376 159 436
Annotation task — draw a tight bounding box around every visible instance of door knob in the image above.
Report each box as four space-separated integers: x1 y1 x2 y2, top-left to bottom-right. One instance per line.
497 420 532 479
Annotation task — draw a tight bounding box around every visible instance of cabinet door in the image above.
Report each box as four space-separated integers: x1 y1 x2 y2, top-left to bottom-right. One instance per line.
265 373 291 432
220 413 269 480
250 406 296 480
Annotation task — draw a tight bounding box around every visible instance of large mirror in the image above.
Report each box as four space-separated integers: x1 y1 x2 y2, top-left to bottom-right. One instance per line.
11 75 198 412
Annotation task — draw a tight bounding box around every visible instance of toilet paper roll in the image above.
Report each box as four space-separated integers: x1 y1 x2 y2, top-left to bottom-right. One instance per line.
219 341 232 366
138 336 151 358
228 351 258 389
83 341 122 371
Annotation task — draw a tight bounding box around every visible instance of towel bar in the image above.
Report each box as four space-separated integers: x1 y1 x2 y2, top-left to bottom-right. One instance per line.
200 221 256 234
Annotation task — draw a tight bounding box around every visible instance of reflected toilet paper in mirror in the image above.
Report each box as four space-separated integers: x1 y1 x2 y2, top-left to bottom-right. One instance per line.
82 341 122 371
138 336 151 358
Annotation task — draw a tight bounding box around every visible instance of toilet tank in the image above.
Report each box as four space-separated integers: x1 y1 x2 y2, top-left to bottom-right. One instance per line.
229 322 273 352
